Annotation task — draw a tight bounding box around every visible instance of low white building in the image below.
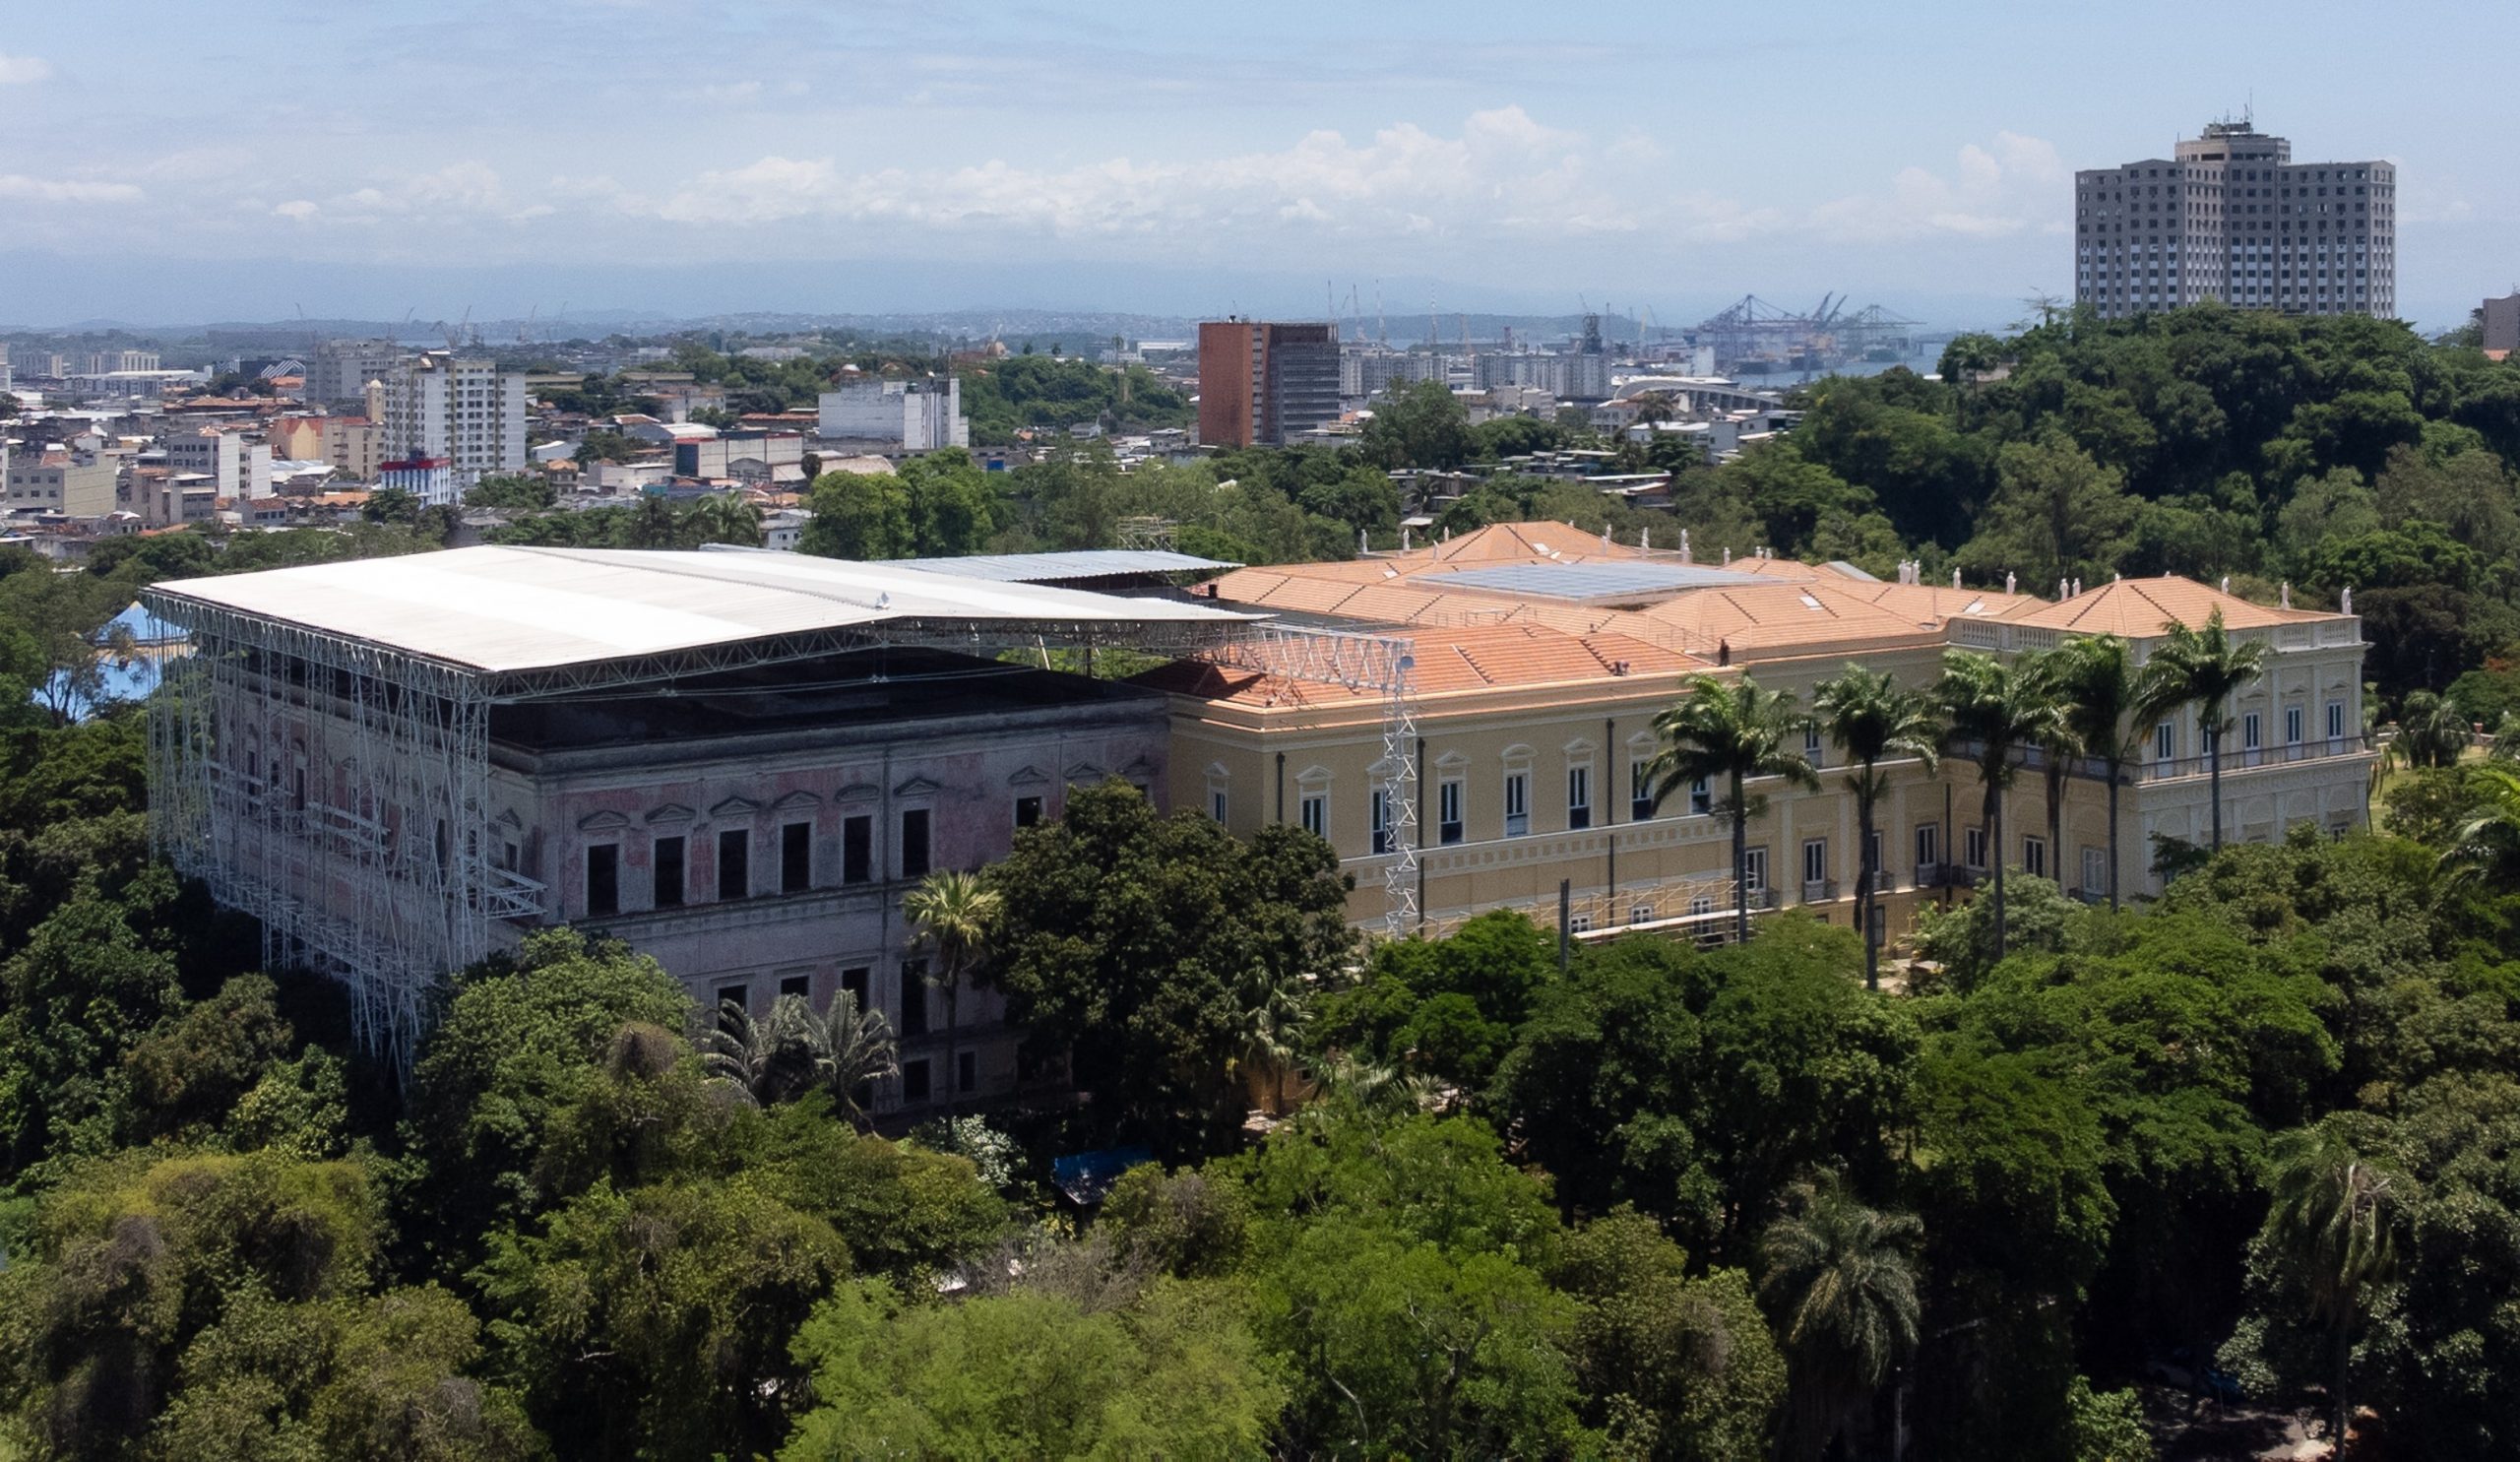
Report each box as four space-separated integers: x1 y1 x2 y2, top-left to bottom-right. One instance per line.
818 377 968 451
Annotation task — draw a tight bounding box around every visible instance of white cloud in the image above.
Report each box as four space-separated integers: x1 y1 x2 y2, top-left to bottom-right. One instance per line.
643 106 1650 242
0 53 51 85
1810 131 2068 241
0 174 142 204
274 199 319 221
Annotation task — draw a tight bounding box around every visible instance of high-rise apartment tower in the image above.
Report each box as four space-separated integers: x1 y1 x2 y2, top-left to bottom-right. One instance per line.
2074 118 2395 320
378 352 529 496
1197 321 1341 447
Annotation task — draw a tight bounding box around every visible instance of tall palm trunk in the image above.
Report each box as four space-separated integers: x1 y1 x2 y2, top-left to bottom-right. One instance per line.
2105 768 2122 911
2044 756 2065 879
1732 768 1751 945
2207 720 2226 851
941 973 960 1116
1857 782 1880 990
1985 778 2007 960
2331 1317 2353 1456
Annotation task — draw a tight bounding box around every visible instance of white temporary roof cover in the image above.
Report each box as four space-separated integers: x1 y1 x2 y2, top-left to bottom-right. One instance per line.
149 544 1259 678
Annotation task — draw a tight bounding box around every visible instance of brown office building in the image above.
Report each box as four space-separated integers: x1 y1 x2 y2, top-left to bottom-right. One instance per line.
1197 320 1342 447
2075 118 2395 320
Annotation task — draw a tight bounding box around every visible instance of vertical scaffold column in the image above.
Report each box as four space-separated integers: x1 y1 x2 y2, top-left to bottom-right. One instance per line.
1379 651 1418 939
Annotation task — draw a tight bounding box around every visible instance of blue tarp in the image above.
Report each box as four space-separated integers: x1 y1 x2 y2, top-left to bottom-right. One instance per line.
1049 1146 1154 1207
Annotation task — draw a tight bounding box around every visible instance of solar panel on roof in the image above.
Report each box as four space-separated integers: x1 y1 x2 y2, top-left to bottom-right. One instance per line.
1437 561 1776 603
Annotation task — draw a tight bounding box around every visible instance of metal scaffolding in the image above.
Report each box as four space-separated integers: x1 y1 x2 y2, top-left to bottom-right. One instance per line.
142 582 1333 1076
1207 623 1419 937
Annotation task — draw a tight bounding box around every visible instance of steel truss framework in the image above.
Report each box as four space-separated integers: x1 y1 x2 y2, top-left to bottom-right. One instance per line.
144 592 1421 1073
1207 624 1418 936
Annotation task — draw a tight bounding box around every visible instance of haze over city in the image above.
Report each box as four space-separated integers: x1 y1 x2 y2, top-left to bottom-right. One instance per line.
2 0 2510 328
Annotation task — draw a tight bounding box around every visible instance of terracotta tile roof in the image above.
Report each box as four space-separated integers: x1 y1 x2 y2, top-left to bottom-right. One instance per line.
2004 576 2335 635
1135 623 1693 709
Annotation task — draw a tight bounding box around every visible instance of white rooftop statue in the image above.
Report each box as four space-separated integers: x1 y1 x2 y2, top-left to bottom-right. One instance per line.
2005 571 2016 595
1952 568 1961 589
2281 582 2292 609
2342 585 2353 613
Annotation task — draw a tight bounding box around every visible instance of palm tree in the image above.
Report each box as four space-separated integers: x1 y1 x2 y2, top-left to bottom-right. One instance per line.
2394 690 2471 770
1229 967 1310 1113
1647 673 1820 945
2049 634 2147 910
686 491 764 547
2442 761 2520 889
2137 609 2272 854
2022 650 2085 884
1812 664 1942 990
2263 1118 2401 1455
624 492 688 549
1759 1176 1924 1461
904 868 1002 1114
1936 650 2066 961
697 993 824 1106
816 988 900 1127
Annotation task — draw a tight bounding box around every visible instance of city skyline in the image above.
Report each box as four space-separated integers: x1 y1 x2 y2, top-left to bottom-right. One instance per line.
1 0 2510 330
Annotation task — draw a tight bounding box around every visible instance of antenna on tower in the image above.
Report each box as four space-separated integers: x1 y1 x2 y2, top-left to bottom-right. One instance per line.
1375 280 1387 347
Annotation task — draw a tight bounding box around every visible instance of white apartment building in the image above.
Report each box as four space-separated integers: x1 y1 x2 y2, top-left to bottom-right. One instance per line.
379 353 530 494
2075 118 2396 320
88 349 160 374
165 429 273 501
817 377 969 451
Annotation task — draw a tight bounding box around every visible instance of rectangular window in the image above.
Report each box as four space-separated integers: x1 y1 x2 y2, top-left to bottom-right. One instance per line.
652 834 684 908
718 828 749 900
781 821 811 894
586 843 619 917
1017 795 1044 828
1504 772 1530 837
1370 788 1393 855
1629 903 1655 925
1866 830 1882 886
1630 759 1654 821
899 960 929 1037
2243 711 2262 750
714 981 750 1026
1689 777 1712 816
1743 846 1768 892
1803 722 1824 769
900 808 931 880
1438 780 1464 845
957 1049 976 1094
1567 765 1592 830
778 971 811 999
2023 836 2047 879
2286 706 2303 746
2082 846 2109 896
839 966 869 1013
902 1058 931 1104
1299 793 1328 840
2326 700 2346 742
1208 788 1227 822
1802 837 1827 885
843 814 872 883
1965 826 1986 869
2155 721 2175 766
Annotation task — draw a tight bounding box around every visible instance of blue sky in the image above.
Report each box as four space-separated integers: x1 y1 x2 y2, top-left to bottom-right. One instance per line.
1 0 2509 329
